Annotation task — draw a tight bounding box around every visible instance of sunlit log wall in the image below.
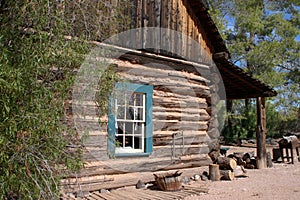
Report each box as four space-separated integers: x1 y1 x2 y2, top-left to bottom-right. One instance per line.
62 0 223 194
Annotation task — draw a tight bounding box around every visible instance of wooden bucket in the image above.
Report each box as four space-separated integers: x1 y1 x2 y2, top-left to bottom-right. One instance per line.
153 171 182 191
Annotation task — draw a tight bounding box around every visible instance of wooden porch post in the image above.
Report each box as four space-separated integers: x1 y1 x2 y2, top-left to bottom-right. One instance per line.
256 97 267 169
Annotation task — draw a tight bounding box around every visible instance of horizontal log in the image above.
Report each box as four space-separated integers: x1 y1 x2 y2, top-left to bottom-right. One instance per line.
153 130 208 137
153 100 208 110
220 170 234 181
153 111 210 121
152 106 209 115
119 73 209 94
72 116 108 125
70 157 179 178
82 131 210 161
153 89 209 101
117 58 209 82
72 122 104 132
153 132 209 146
153 101 208 110
154 85 210 97
154 86 211 98
82 144 209 163
152 144 210 158
158 157 212 171
61 175 114 186
62 165 211 193
82 135 107 148
83 145 107 152
168 71 208 83
69 167 123 179
215 157 237 170
153 121 208 131
115 56 210 75
178 154 210 162
81 149 109 162
75 152 211 178
85 130 108 136
61 175 138 193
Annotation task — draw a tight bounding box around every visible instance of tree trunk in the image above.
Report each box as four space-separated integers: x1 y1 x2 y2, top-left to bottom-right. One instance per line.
209 164 220 181
215 157 237 170
256 97 267 169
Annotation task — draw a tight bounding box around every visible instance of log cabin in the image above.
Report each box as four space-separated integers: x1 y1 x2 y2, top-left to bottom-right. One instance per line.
62 0 277 195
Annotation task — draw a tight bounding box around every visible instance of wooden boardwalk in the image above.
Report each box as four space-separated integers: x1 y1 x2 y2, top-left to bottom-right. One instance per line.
62 184 208 200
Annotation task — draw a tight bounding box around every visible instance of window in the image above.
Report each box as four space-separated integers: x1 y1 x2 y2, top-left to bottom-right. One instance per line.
108 83 153 157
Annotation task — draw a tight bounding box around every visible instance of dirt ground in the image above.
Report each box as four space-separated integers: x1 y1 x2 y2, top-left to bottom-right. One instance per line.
185 146 300 200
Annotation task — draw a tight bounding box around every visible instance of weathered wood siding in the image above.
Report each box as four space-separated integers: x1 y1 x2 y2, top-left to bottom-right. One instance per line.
116 0 213 63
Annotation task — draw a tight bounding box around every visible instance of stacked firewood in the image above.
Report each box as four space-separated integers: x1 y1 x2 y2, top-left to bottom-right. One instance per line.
208 146 253 181
227 152 256 169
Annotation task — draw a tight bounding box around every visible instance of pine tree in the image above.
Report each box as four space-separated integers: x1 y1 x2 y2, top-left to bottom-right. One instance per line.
208 0 300 138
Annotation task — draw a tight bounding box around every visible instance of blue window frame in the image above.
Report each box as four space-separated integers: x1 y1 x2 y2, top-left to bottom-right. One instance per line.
108 83 153 157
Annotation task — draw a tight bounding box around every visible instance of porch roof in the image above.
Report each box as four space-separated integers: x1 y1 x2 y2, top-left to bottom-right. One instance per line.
216 57 277 99
189 0 277 99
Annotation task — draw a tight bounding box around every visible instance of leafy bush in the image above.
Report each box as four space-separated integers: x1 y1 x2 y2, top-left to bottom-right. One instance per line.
0 0 131 199
222 99 299 144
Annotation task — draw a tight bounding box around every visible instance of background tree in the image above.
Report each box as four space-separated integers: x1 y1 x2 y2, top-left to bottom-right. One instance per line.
0 0 131 199
208 0 300 140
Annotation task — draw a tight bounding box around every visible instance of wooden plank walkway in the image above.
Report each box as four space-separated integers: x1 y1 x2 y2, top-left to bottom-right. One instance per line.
73 184 208 200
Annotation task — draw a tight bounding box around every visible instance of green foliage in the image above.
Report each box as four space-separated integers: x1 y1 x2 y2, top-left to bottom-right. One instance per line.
0 0 132 199
208 0 300 139
222 100 257 143
208 0 299 84
222 99 299 143
95 64 120 122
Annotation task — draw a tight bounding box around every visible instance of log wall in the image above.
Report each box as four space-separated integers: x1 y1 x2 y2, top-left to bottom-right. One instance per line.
62 0 223 194
63 55 215 194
